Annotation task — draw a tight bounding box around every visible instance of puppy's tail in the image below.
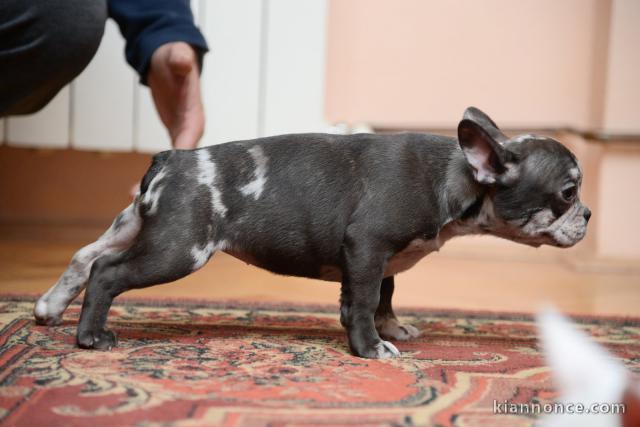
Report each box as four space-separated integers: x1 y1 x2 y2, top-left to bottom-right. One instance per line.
137 150 172 216
140 150 172 195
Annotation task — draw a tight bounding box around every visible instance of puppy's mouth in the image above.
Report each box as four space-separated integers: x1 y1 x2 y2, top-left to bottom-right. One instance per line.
548 228 587 248
513 228 585 248
546 235 575 248
520 234 554 248
524 204 589 249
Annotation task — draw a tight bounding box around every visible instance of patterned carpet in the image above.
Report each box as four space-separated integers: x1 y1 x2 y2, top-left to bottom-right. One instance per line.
0 296 638 427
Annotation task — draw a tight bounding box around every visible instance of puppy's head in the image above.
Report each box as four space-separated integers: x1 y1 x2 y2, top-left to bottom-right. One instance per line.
457 107 590 248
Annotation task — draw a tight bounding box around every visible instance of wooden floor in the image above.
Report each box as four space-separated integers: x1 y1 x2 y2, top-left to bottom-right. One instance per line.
1 225 638 317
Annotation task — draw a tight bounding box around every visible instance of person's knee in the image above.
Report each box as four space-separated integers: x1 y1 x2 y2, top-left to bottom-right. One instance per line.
36 0 107 81
47 0 107 65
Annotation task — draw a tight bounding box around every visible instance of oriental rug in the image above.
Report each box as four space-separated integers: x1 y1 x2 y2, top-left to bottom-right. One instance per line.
0 296 638 426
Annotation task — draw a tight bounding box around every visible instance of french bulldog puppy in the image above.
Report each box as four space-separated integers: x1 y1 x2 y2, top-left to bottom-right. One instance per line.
34 107 590 359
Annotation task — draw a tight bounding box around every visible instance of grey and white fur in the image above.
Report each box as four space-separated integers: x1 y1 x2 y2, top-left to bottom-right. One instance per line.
34 107 591 358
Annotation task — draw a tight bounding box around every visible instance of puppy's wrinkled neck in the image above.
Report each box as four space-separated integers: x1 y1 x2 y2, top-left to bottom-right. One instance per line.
442 147 486 225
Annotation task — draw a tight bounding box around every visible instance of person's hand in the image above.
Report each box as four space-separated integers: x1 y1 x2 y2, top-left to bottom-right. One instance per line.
148 42 204 150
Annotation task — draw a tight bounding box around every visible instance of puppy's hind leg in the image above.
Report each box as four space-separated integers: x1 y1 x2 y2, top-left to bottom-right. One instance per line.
76 223 219 350
375 276 420 341
34 203 142 326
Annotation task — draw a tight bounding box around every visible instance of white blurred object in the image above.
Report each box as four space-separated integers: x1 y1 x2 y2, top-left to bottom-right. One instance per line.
537 308 636 427
325 123 350 135
325 123 374 135
350 123 374 134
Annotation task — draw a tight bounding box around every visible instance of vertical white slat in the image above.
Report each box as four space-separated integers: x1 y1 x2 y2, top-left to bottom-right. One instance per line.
6 87 70 148
191 0 202 27
0 119 4 144
262 0 329 136
73 20 135 151
199 0 263 146
134 87 171 153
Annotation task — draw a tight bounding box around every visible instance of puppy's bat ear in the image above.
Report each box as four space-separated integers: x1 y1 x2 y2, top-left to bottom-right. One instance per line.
458 107 514 185
462 107 503 134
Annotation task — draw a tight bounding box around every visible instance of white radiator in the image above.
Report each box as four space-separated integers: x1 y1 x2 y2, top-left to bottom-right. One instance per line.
0 0 328 152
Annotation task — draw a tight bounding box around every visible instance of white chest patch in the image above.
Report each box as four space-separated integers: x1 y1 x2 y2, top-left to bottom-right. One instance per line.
384 238 443 277
316 219 470 282
240 146 268 200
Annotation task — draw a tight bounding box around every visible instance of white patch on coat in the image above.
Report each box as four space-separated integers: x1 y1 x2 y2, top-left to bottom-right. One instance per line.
511 134 548 143
569 167 581 181
545 203 587 246
449 196 496 236
522 209 556 235
240 146 268 200
501 162 520 184
34 203 142 324
142 170 167 215
196 150 227 217
190 240 228 271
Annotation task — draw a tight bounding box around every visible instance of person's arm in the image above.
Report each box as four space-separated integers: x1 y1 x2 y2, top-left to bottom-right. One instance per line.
109 0 208 149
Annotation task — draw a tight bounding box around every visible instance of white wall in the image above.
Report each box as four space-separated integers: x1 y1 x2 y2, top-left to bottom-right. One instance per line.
72 20 136 151
261 0 328 136
199 0 263 145
7 88 70 149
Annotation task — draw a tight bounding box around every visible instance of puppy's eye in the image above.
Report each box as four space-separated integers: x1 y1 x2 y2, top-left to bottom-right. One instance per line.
561 186 577 202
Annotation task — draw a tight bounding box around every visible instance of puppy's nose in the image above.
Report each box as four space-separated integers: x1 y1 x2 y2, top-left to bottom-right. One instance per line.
583 207 592 223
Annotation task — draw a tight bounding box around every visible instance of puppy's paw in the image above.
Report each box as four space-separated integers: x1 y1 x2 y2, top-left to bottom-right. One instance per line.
77 329 117 350
34 313 62 326
34 299 63 326
374 340 401 359
376 317 421 341
351 338 401 359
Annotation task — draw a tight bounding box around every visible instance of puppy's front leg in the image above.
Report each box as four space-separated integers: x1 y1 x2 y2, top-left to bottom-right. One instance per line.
375 276 421 341
340 236 400 359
